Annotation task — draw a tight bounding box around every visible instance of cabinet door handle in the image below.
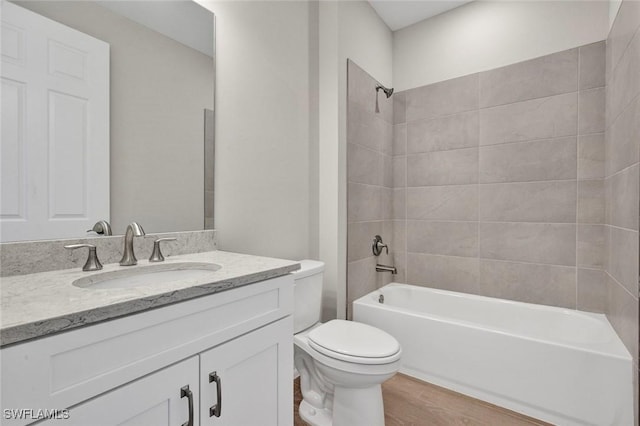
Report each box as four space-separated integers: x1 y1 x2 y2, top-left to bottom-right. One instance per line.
180 385 194 426
209 372 222 417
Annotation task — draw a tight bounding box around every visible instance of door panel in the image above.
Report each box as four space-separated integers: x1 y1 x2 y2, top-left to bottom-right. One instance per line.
41 357 199 426
200 319 293 426
0 0 109 242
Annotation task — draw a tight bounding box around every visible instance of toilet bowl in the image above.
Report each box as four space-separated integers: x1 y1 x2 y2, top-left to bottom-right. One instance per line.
292 261 401 426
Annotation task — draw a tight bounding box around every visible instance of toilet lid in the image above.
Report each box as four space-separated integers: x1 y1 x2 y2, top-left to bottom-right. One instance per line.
307 320 400 362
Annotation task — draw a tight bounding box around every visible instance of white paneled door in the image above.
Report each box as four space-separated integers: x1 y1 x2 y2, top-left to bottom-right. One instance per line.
1 0 109 242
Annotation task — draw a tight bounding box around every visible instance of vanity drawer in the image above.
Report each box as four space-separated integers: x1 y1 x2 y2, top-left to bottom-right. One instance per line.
1 275 293 426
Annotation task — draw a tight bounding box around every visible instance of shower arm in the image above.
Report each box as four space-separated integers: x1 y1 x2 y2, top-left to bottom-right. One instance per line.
374 84 394 113
376 84 394 98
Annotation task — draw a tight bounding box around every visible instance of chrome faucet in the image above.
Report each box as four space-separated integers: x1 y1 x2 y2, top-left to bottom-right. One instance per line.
372 235 389 256
119 222 145 266
88 220 112 236
376 264 397 275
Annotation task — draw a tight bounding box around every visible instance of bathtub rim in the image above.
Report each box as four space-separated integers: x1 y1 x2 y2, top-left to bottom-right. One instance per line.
353 282 631 361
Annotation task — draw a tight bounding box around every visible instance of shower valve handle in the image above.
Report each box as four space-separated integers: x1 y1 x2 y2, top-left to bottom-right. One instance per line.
372 235 388 256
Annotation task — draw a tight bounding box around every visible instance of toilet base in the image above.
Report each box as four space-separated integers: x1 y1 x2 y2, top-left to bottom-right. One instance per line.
332 384 384 426
299 384 385 426
299 399 332 426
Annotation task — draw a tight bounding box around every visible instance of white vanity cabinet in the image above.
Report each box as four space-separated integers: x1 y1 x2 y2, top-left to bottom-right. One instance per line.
1 275 294 426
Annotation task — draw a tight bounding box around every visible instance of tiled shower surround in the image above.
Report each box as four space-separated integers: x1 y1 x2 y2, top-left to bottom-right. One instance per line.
347 44 608 312
391 44 606 310
348 23 638 409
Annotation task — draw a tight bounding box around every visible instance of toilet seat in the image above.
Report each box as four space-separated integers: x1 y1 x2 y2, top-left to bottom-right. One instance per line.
307 320 401 365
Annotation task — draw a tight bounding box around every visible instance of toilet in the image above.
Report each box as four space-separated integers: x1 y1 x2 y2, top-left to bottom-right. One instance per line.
292 260 401 426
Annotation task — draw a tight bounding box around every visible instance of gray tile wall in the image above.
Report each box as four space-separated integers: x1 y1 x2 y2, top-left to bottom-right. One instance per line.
392 43 606 311
346 60 394 318
606 0 640 420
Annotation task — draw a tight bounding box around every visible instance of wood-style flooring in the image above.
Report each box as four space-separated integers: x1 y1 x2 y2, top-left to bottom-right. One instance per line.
293 373 551 426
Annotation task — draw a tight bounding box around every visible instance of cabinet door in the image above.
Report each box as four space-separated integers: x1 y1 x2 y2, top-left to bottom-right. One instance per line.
200 318 293 426
41 357 199 426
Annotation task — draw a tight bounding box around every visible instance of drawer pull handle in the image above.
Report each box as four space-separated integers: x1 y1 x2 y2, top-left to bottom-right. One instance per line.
209 372 222 417
181 385 194 426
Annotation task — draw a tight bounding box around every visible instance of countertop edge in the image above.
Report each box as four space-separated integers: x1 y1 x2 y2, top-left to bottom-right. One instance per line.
0 264 298 348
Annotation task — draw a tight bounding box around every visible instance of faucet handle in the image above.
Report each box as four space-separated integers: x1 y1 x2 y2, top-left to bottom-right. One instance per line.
372 235 388 256
87 220 112 236
149 238 177 262
65 244 103 271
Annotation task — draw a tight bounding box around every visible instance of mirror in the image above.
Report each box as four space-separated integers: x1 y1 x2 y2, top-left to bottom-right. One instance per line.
1 0 215 242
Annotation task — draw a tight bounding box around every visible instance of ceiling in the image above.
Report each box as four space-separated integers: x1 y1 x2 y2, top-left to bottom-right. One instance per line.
368 0 474 31
96 0 214 57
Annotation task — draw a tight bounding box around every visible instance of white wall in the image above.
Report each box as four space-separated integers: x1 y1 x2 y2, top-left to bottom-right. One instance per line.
195 0 392 320
318 0 340 320
197 1 312 261
394 0 609 91
318 0 393 319
338 1 393 89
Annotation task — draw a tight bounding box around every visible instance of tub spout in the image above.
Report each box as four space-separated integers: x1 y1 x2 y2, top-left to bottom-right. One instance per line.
376 264 397 274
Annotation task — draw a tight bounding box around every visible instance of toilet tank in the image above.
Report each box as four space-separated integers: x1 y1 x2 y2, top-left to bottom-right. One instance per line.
292 260 325 334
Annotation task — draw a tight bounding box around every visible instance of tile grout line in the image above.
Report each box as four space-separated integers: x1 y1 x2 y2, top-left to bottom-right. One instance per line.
578 265 608 272
608 223 640 233
608 17 640 96
605 270 638 301
403 219 580 225
608 160 640 180
404 90 581 125
406 135 579 156
403 109 408 283
406 180 579 188
404 86 608 127
348 140 397 159
405 251 579 269
479 88 584 110
606 91 640 137
405 178 580 188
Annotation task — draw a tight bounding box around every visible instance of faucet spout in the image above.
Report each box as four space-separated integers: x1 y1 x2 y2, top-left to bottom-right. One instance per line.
376 264 397 275
119 222 145 266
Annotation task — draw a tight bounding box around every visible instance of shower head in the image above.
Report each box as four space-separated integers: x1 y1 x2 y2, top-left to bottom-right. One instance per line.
376 84 394 98
374 83 394 113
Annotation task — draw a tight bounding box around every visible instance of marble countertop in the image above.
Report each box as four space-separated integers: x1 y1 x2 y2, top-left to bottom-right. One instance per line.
0 251 300 347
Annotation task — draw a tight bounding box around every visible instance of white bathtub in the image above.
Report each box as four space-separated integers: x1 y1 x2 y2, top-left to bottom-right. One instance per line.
353 283 633 425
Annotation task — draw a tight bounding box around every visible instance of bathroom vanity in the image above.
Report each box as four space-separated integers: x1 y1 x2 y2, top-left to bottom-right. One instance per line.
0 250 298 426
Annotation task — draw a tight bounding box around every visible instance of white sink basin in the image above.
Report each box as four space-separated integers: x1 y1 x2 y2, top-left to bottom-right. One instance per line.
73 262 222 290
